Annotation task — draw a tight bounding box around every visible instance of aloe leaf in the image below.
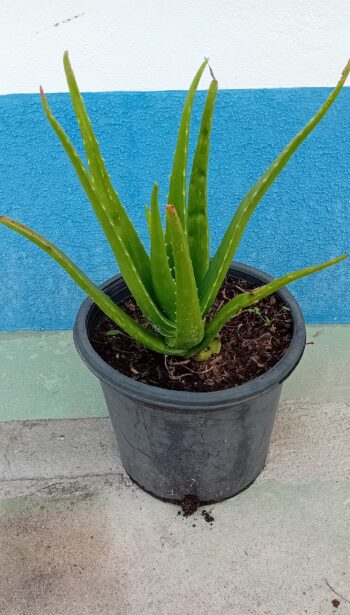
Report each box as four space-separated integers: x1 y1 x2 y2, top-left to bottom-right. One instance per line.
150 184 176 319
110 220 176 336
166 205 204 349
41 87 173 337
105 329 121 336
195 337 221 362
62 51 153 294
167 58 208 229
189 254 348 357
40 87 123 262
0 216 172 353
187 77 218 284
200 59 350 315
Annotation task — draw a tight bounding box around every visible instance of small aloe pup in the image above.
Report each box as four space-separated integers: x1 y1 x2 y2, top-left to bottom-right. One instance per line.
0 53 349 359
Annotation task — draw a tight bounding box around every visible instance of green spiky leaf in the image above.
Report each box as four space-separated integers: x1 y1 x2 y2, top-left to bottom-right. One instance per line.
167 58 208 229
166 205 204 349
189 254 349 357
0 216 172 353
149 184 176 319
199 60 350 316
105 329 121 337
63 51 153 296
187 77 218 284
105 222 175 336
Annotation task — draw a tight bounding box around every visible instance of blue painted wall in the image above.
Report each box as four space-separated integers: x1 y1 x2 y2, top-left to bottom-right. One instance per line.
0 88 349 330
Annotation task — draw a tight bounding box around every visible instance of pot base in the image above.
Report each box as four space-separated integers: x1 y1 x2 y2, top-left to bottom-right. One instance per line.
126 470 262 506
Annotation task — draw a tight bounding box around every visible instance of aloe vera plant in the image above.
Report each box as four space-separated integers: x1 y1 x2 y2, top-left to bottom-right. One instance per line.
1 53 349 359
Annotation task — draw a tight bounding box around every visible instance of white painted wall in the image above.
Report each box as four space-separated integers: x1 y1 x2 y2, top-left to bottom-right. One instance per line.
1 0 349 93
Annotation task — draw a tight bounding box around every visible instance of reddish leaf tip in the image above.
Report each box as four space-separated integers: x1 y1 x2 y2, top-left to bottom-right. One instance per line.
208 63 217 82
166 204 176 215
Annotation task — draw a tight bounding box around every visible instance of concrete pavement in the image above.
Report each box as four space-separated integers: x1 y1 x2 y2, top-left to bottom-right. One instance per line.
1 400 350 614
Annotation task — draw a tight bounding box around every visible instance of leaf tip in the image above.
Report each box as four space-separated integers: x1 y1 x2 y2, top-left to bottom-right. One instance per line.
332 252 349 265
342 59 350 79
208 62 217 82
166 204 176 216
63 50 71 70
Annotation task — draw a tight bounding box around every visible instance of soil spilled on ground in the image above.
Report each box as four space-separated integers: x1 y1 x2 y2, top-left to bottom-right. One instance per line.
177 495 215 526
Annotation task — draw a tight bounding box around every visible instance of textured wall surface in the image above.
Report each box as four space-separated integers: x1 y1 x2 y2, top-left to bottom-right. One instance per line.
0 1 349 330
0 87 349 329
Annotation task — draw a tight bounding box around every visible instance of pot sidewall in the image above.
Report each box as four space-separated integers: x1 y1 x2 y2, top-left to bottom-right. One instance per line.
102 380 282 501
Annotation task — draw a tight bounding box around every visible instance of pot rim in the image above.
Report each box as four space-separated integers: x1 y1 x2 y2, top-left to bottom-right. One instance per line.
73 261 306 410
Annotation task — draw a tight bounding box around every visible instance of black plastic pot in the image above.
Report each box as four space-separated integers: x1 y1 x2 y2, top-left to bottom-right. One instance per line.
73 262 306 503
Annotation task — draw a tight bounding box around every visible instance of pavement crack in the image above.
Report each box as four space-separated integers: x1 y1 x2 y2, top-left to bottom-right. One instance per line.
2 440 11 471
0 470 131 485
325 578 350 604
1 430 18 473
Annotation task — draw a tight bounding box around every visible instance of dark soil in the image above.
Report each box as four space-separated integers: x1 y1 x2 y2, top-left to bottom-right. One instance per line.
179 494 200 517
201 510 215 524
178 497 215 524
90 276 293 393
